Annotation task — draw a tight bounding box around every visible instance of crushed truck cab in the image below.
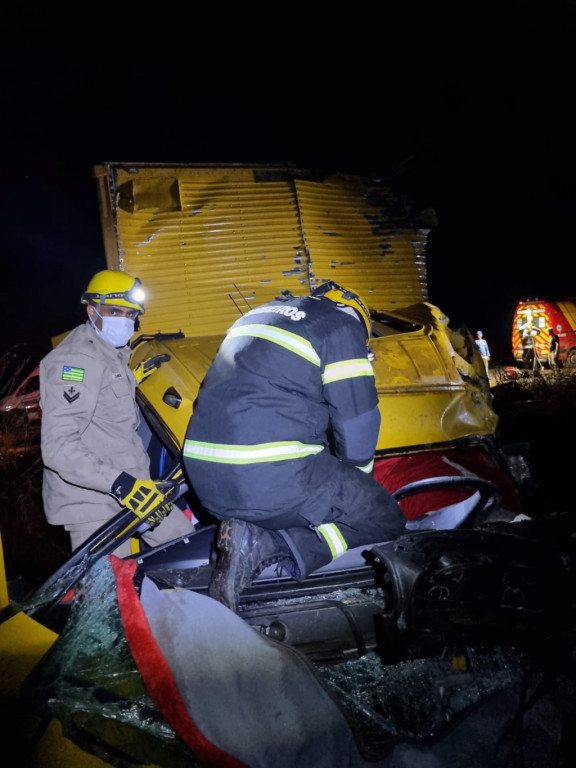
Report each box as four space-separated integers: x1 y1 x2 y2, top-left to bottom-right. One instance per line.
0 163 516 767
132 302 496 462
92 162 495 456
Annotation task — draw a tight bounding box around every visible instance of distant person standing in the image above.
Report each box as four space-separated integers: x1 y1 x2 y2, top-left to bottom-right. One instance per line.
548 327 560 370
521 325 540 370
475 330 490 373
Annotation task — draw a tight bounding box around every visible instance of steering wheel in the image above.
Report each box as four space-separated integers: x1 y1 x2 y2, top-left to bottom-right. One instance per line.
392 476 501 528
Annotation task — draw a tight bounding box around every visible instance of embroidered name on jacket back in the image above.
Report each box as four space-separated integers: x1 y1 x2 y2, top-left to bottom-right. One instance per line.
62 366 85 382
247 305 306 321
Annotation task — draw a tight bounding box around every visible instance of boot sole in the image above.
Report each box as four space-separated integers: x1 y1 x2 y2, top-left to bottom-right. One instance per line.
208 519 250 611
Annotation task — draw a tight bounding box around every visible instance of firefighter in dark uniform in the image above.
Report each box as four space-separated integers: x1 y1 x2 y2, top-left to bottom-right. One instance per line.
183 282 406 612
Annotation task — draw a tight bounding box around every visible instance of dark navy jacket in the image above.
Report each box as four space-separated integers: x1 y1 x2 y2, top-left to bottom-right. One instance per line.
183 293 380 518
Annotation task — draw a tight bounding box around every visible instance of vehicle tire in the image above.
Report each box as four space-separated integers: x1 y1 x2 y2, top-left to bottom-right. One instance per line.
566 349 576 367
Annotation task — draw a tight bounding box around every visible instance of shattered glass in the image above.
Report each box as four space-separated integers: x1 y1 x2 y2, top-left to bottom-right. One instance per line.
18 555 558 766
317 647 528 748
20 559 204 767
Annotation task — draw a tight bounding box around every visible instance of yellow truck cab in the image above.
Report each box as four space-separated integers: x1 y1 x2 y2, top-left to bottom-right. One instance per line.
94 162 496 456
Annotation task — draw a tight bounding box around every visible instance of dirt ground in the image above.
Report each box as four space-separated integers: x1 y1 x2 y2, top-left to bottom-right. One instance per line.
491 369 576 516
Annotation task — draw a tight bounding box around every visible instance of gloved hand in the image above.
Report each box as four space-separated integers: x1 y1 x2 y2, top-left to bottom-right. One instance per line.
132 354 171 385
143 502 173 530
111 472 178 520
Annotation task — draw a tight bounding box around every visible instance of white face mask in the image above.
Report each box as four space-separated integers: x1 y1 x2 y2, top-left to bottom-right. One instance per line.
91 312 135 348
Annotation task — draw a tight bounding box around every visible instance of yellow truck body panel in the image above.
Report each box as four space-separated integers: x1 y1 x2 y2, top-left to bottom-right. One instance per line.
93 164 432 339
132 304 495 455
96 162 494 453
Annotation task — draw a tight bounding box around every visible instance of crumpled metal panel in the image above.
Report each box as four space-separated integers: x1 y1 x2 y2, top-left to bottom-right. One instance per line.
94 164 430 339
98 165 307 338
296 174 428 309
370 303 497 450
131 302 497 455
132 334 223 451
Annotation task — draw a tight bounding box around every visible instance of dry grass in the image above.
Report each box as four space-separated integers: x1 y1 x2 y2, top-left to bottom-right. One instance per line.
491 367 576 516
0 430 69 599
0 345 37 401
491 365 576 409
0 349 69 598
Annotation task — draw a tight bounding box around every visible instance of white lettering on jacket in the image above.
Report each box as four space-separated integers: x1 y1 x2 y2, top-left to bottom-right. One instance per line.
246 305 306 321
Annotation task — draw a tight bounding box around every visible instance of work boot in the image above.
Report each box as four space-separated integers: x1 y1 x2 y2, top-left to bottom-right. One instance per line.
209 519 297 613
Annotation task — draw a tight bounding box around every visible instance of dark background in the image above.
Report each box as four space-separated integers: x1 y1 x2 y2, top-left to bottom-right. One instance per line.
2 6 576 373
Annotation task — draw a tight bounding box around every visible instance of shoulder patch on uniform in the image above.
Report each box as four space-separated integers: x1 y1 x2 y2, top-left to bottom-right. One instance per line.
63 386 80 403
62 365 85 382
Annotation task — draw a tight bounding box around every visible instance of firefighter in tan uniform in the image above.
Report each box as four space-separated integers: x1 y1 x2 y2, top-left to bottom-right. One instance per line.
39 269 195 556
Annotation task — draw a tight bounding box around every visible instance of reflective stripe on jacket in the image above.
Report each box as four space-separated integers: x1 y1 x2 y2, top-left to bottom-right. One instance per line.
183 294 380 516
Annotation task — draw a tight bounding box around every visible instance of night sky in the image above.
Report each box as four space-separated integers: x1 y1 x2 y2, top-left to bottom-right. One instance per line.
3 8 576 368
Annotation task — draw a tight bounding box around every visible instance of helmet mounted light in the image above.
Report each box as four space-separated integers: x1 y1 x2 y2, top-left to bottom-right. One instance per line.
81 270 145 314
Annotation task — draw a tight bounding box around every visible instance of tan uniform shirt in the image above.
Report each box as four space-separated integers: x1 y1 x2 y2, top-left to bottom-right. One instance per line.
40 321 150 526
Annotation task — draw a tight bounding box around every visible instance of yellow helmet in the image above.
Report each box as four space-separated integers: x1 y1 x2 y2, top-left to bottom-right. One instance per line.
81 270 145 314
311 281 371 342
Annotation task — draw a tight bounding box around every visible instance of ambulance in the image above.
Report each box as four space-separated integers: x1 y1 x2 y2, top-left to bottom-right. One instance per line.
512 298 576 367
